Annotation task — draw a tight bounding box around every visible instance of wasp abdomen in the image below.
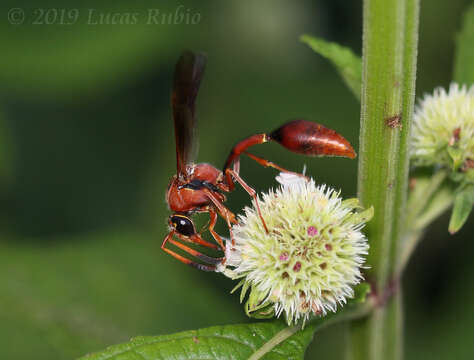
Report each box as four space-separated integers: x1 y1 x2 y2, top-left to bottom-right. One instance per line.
269 119 356 159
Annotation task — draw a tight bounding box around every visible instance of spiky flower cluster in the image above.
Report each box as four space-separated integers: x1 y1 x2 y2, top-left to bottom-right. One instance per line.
411 83 474 178
219 173 372 325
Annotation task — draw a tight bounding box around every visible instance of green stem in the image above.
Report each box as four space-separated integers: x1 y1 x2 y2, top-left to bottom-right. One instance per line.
396 189 454 275
349 0 419 359
348 291 403 360
414 196 453 230
394 170 449 274
406 170 448 229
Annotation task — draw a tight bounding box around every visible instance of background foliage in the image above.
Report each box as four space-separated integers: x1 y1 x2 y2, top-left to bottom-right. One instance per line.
0 0 472 359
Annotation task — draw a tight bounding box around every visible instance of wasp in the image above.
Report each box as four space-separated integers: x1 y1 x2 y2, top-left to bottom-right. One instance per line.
162 51 356 271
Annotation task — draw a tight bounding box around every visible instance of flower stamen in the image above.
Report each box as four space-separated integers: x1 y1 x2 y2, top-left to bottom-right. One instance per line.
219 173 373 325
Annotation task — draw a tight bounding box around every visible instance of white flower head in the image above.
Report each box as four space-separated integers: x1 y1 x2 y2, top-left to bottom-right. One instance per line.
219 173 372 325
411 83 474 176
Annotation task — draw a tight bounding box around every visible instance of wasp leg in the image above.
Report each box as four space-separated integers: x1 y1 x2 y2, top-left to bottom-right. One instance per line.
223 133 269 188
225 168 269 234
243 151 308 180
208 209 226 251
167 237 223 265
161 231 222 272
221 157 241 192
170 230 219 250
188 233 219 250
203 189 237 245
222 151 306 234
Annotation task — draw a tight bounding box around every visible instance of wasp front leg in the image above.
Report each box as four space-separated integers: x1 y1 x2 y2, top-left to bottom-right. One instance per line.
203 189 238 245
161 230 224 272
207 208 226 251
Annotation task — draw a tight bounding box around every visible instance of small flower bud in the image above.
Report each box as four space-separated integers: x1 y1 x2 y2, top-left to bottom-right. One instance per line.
411 83 474 179
218 173 372 325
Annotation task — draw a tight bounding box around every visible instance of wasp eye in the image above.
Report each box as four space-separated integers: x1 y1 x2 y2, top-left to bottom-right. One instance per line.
170 215 196 237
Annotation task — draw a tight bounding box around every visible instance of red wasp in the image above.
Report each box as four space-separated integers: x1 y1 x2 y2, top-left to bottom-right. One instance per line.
162 51 356 271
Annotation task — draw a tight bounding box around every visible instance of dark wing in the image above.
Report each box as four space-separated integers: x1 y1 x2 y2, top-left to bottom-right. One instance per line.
172 51 207 176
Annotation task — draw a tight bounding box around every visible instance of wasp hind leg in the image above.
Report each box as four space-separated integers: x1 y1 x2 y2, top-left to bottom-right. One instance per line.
243 151 308 180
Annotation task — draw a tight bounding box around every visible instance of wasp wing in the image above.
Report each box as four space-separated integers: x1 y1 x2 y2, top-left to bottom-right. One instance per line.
172 51 207 176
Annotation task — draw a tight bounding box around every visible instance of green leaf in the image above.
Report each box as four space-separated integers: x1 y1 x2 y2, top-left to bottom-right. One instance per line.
78 281 373 360
245 287 275 319
341 198 363 209
465 169 474 184
447 146 464 171
349 206 374 225
79 321 316 360
454 3 474 83
79 294 373 360
300 34 362 99
353 283 371 303
448 184 474 234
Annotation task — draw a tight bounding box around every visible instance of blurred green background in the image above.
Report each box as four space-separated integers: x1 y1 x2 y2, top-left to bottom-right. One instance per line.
0 0 473 359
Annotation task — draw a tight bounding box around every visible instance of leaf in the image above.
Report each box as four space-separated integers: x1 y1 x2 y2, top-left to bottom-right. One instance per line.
300 35 362 100
447 146 464 171
349 206 375 225
341 198 362 209
454 3 474 83
353 283 371 303
79 321 316 360
448 184 474 234
79 281 372 360
244 286 275 319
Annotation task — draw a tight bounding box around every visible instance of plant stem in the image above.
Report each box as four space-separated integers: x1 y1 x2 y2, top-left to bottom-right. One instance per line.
406 170 448 229
395 170 449 274
397 190 454 275
349 0 419 359
348 291 403 360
